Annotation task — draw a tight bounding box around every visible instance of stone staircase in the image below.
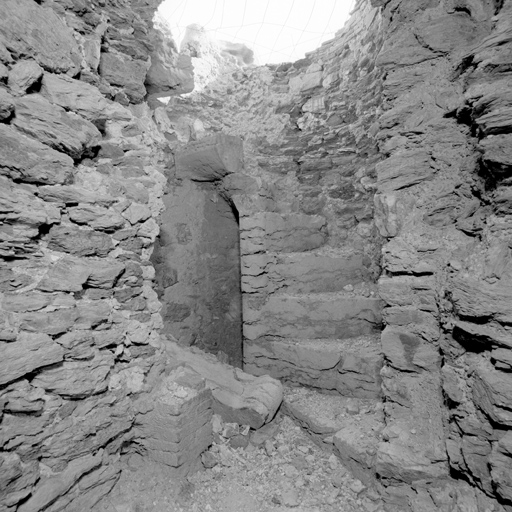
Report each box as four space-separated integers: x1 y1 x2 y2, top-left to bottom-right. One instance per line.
240 210 385 489
242 242 383 401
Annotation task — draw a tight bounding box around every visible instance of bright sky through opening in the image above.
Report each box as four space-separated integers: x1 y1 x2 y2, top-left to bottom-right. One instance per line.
159 0 355 65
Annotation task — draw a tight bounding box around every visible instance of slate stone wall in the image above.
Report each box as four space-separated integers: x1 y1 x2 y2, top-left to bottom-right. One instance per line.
2 0 512 510
0 1 200 510
372 0 512 508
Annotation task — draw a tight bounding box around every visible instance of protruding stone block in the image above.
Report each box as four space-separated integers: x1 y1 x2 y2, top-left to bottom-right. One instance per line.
378 371 449 485
449 276 512 324
175 134 243 181
41 74 131 123
0 177 61 239
99 52 149 104
0 0 81 74
12 95 101 159
376 441 448 484
146 18 194 97
0 333 64 386
165 339 283 429
37 185 116 206
68 205 125 232
0 87 15 120
381 326 440 372
48 225 113 257
32 352 114 398
473 363 512 426
376 150 434 192
7 60 43 96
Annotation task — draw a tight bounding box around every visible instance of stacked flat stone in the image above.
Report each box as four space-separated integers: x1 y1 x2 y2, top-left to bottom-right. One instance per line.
134 365 213 476
0 0 194 509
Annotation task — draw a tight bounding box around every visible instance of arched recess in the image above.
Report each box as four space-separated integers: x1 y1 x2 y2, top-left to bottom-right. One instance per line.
152 134 256 367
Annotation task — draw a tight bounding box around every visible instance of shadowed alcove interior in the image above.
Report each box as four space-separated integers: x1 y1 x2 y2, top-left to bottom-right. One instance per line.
152 176 243 367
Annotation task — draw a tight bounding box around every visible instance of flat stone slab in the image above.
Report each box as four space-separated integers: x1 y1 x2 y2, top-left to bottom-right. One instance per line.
282 386 384 486
243 292 382 340
0 124 74 185
0 0 81 74
269 251 371 293
165 339 283 429
244 335 382 398
376 150 434 192
0 332 64 386
240 212 326 254
242 249 372 294
175 134 243 181
12 94 101 159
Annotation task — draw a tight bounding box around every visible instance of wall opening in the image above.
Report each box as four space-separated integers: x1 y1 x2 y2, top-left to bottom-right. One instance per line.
152 179 243 367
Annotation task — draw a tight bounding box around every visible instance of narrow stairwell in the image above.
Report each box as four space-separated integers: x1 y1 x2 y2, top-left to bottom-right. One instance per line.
241 219 385 491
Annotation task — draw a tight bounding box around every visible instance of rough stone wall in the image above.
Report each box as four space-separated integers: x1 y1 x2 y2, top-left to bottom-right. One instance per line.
372 0 512 508
0 1 199 510
2 0 512 510
444 2 512 506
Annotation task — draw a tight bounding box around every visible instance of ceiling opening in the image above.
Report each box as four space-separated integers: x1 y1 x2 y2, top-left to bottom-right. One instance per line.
158 0 355 65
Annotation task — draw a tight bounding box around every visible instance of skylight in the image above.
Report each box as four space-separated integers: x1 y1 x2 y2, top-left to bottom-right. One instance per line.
159 0 355 65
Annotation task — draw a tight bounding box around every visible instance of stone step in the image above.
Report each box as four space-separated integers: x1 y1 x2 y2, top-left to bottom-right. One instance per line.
242 248 376 295
282 385 384 487
243 292 382 341
239 212 327 254
244 334 382 398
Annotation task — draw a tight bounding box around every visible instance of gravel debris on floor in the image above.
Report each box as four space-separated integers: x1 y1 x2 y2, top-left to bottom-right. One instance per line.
96 413 384 512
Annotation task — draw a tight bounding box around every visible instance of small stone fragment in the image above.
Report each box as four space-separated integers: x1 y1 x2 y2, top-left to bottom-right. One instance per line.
7 60 43 95
328 454 339 469
331 468 347 487
346 401 361 415
0 88 14 120
201 451 218 469
229 434 250 450
264 440 276 456
281 488 301 507
212 414 223 434
350 479 366 494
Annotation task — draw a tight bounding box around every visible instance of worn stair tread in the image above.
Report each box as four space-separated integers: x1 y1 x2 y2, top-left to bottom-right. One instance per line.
264 290 380 300
264 246 369 258
282 385 384 486
245 334 381 369
243 291 383 341
283 385 383 437
244 334 383 399
250 333 381 346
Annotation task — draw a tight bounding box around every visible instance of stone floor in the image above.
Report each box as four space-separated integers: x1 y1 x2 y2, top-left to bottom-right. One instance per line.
93 388 383 512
